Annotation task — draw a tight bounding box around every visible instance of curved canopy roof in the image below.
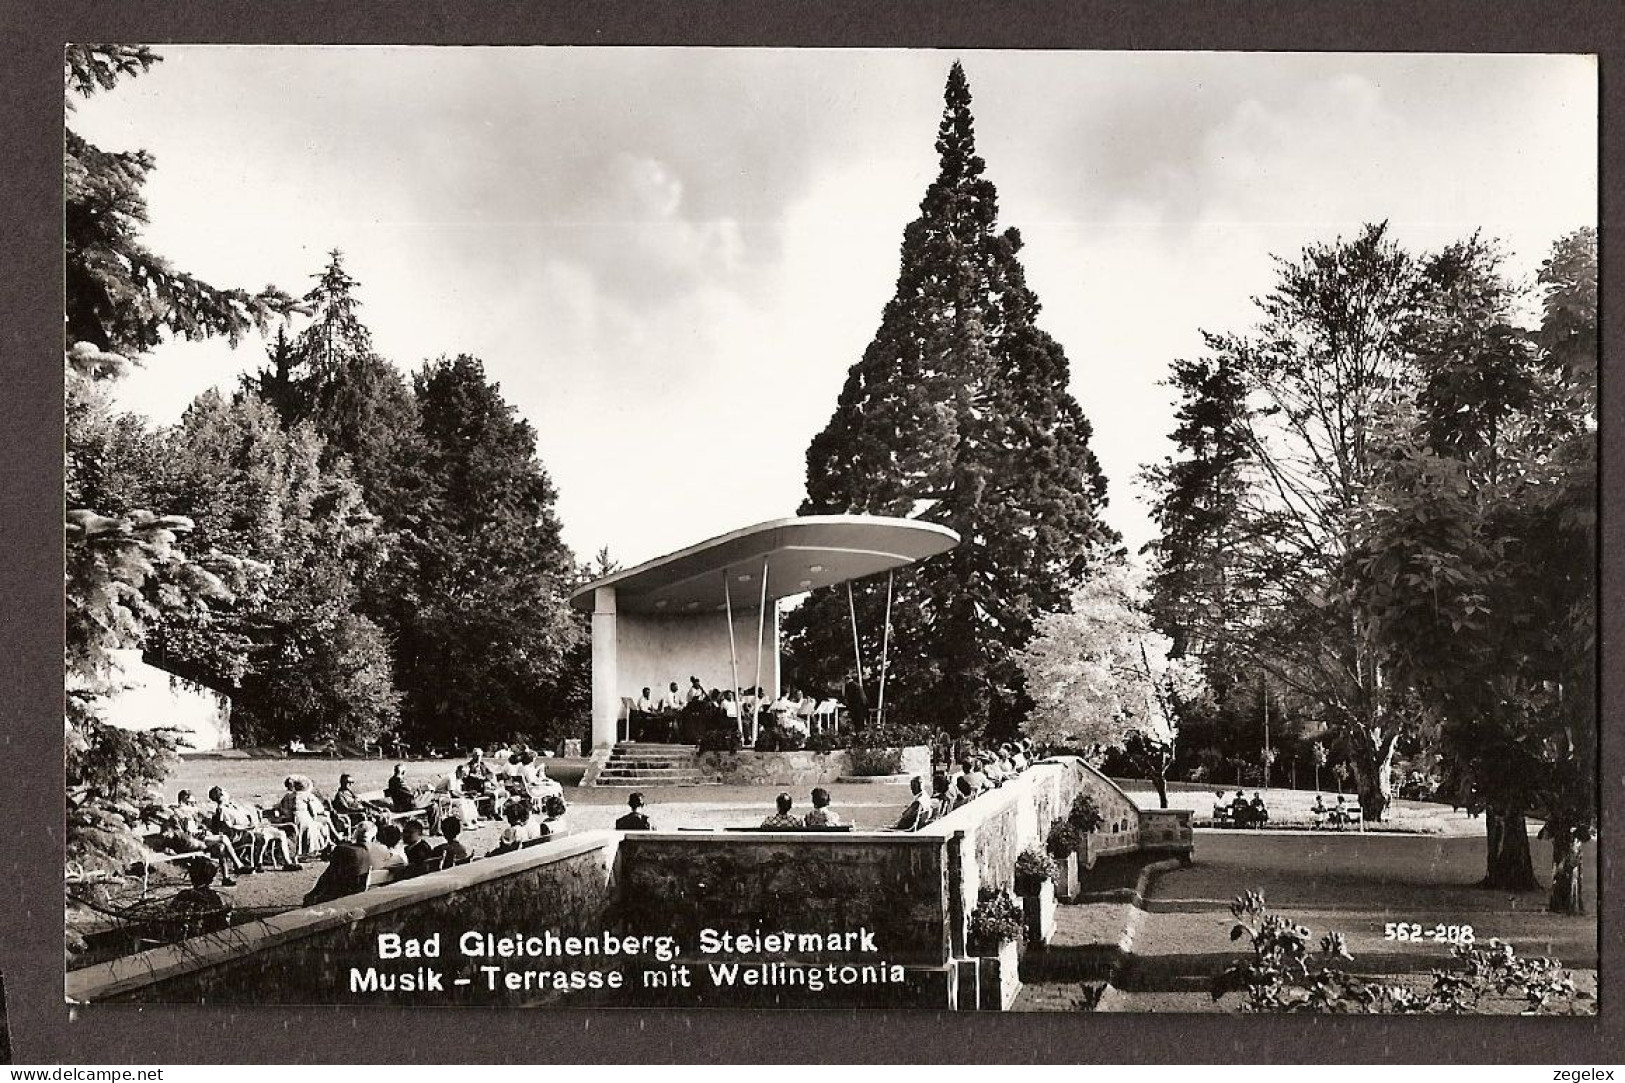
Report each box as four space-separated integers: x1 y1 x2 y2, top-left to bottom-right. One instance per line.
569 515 960 615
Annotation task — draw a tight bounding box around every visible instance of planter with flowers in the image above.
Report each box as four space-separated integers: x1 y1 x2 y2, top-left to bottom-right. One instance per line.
1013 846 1058 945
1045 818 1084 902
968 888 1025 1010
1068 792 1107 871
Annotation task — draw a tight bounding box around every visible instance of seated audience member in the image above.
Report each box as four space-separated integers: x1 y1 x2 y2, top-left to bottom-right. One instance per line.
539 793 569 835
375 822 409 866
1311 794 1328 826
161 791 242 885
802 787 841 827
169 857 232 934
302 828 374 906
614 792 654 831
961 759 989 794
208 786 300 872
518 752 564 802
760 792 802 830
433 816 472 866
350 821 392 871
497 801 543 851
490 744 513 774
1250 792 1268 824
329 773 369 832
1333 795 1350 829
955 775 977 806
930 774 956 820
982 752 1008 785
462 749 494 790
402 820 437 872
285 777 337 858
385 764 421 812
894 776 932 831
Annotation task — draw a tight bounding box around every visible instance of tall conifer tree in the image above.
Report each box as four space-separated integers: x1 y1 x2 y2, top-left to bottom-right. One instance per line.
787 62 1116 736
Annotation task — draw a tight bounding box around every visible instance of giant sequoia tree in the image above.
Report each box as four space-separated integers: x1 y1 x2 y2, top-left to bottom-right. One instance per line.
786 62 1116 736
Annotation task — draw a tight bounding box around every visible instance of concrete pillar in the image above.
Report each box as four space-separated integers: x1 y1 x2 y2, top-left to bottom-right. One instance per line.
591 586 619 750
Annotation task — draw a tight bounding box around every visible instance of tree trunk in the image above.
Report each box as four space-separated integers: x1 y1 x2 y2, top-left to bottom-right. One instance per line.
1547 827 1585 914
1348 728 1397 821
1481 806 1539 891
1153 770 1169 809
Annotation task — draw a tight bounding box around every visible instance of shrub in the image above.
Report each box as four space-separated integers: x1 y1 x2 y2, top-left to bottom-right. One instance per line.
1013 846 1058 895
1046 818 1082 859
852 722 932 750
1215 890 1592 1014
697 728 742 753
849 747 903 776
1068 792 1105 834
968 888 1025 952
804 731 847 753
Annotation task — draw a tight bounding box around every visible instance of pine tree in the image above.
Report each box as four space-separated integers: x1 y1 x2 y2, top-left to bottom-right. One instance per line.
1141 347 1254 668
249 251 424 516
63 45 291 912
787 62 1116 737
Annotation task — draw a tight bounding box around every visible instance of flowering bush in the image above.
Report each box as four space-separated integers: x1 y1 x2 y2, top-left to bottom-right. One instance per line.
968 888 1025 952
851 722 932 749
697 728 742 753
1013 846 1058 895
1214 890 1591 1014
1045 818 1083 859
1068 792 1105 834
849 747 903 775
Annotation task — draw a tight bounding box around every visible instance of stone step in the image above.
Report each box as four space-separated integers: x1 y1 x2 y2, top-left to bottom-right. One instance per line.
594 777 714 787
597 768 703 779
607 756 693 766
613 745 697 754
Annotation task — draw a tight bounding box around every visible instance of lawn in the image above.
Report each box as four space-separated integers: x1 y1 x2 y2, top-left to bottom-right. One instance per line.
1104 831 1597 1013
1115 782 1492 837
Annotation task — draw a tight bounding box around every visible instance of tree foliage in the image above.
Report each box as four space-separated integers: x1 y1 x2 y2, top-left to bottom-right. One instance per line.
787 61 1117 736
1016 556 1202 807
133 390 400 746
63 45 291 902
382 355 583 746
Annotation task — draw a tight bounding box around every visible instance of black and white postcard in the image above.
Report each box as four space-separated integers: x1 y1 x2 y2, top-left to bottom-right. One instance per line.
61 45 1598 1015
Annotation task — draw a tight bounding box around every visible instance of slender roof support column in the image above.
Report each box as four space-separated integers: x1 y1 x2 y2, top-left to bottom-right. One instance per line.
590 586 619 750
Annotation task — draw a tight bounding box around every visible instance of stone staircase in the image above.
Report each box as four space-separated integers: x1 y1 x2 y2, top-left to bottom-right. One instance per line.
591 742 712 787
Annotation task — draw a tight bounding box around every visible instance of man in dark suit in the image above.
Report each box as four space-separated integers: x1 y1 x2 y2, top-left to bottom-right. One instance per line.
843 674 868 732
302 827 373 906
614 792 653 831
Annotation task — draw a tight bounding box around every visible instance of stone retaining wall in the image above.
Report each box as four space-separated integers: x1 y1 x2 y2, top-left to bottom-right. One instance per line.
696 745 931 786
67 834 622 1006
67 758 1186 1009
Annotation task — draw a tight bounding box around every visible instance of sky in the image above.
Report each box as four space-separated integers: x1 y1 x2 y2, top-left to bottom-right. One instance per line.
74 47 1597 566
